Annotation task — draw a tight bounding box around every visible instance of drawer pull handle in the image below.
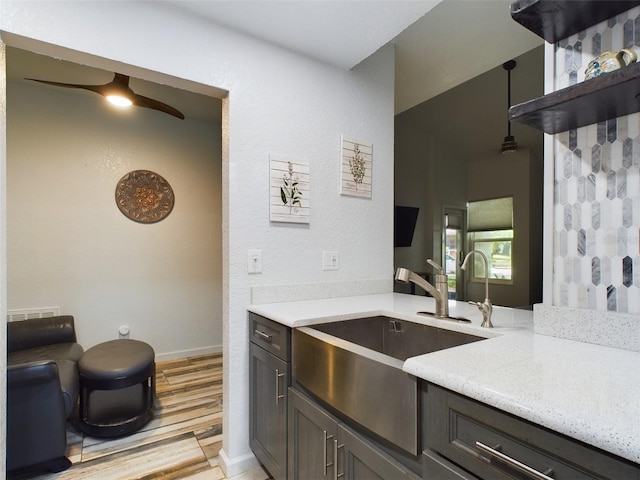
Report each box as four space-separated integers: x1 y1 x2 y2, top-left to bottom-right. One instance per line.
254 329 273 341
323 431 334 476
334 440 344 480
275 370 285 405
475 441 555 480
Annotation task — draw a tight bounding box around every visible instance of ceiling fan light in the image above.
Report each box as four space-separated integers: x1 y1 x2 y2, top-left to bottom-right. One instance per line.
106 94 133 108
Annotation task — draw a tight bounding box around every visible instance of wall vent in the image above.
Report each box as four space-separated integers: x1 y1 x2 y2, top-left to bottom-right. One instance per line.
7 307 60 322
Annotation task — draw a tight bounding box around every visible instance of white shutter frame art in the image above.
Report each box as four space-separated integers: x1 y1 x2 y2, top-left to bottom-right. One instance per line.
341 135 372 199
270 155 310 224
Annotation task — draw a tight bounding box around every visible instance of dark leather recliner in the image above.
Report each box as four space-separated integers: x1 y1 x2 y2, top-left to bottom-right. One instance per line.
7 315 84 475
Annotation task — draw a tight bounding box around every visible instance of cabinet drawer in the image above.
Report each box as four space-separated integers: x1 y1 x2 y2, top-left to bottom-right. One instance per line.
425 384 639 480
249 313 291 361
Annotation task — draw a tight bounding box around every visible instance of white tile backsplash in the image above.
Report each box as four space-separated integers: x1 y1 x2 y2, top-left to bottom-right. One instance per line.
552 6 640 314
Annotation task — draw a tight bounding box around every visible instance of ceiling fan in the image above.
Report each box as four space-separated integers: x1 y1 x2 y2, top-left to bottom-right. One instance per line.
25 73 185 120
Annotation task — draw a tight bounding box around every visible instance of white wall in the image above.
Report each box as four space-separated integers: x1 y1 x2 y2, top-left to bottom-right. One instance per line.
0 41 7 477
0 1 395 476
7 76 222 358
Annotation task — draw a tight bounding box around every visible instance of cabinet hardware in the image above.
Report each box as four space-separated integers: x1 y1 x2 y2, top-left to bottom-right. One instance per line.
334 441 344 480
275 369 285 405
323 431 334 476
476 441 555 480
254 329 272 341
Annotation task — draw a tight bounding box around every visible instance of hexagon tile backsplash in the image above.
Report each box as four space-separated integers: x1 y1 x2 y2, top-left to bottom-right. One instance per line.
552 6 640 314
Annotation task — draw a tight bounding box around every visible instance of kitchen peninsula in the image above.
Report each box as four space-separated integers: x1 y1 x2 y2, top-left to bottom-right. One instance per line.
248 292 639 479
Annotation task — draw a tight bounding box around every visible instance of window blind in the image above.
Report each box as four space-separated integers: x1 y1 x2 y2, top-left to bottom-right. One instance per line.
467 197 513 231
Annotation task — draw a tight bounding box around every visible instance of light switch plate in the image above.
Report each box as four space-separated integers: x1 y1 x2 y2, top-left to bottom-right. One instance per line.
248 249 262 274
322 251 339 271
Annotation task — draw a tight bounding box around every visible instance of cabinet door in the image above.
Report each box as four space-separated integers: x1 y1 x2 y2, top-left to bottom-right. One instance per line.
250 343 289 480
422 449 478 480
338 424 418 480
288 387 338 480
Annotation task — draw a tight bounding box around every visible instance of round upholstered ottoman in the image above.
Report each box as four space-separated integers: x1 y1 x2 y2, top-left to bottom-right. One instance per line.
78 339 155 438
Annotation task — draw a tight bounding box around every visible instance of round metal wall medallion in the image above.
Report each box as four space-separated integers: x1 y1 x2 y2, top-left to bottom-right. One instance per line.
115 170 175 223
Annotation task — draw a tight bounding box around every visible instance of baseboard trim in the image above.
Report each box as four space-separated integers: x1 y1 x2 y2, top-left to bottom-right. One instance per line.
154 344 222 362
218 448 259 478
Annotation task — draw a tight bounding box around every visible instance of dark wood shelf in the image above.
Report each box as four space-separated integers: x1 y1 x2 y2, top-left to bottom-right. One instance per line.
510 0 640 43
509 61 640 134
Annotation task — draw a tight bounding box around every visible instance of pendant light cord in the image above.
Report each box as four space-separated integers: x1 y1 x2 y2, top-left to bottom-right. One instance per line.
501 60 518 154
507 65 512 136
503 59 516 136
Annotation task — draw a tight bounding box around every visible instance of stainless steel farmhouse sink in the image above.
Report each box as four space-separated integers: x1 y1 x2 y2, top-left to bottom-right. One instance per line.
292 316 486 455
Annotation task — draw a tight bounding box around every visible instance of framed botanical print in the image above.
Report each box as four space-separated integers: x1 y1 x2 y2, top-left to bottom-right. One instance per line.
270 155 310 224
341 135 372 199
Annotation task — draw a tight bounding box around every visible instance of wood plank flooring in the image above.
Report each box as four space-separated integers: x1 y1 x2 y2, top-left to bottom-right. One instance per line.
26 353 270 480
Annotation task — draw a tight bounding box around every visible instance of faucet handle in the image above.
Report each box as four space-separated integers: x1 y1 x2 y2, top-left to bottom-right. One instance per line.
427 259 445 274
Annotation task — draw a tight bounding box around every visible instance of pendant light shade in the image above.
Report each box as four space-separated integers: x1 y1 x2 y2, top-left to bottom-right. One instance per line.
501 135 517 154
501 60 518 154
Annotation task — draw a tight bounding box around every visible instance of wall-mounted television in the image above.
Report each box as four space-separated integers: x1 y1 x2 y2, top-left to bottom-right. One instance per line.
394 206 419 247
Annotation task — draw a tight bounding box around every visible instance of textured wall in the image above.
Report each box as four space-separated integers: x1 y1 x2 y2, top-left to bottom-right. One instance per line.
0 40 7 479
0 1 395 475
552 6 640 313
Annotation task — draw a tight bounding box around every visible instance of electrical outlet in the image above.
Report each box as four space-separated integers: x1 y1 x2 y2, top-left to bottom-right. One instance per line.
119 325 130 339
322 251 339 271
248 249 262 273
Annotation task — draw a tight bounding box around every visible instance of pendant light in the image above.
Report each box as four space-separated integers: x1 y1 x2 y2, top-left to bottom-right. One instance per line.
501 60 518 154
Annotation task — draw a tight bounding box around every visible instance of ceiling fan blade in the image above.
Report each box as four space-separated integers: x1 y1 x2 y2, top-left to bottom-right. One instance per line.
26 73 184 120
25 77 106 95
131 92 185 120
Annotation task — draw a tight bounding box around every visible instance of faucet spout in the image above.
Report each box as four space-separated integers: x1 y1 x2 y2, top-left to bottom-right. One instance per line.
461 250 493 328
395 262 449 318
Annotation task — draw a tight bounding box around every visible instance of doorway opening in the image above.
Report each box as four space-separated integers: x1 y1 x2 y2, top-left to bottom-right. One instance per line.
4 44 226 360
443 207 466 300
2 36 233 476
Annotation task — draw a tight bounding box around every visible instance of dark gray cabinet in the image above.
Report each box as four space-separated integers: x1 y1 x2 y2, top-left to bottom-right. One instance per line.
288 387 418 480
340 424 417 480
423 449 477 480
423 383 640 480
288 387 338 480
249 313 291 480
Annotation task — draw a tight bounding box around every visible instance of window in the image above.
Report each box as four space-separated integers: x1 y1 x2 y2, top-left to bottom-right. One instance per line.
467 230 513 282
467 197 513 284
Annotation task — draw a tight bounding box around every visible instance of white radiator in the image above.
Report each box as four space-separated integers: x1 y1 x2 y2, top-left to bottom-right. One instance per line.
6 307 60 322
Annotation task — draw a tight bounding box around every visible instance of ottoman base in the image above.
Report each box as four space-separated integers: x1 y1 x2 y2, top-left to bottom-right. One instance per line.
80 383 154 438
78 339 156 438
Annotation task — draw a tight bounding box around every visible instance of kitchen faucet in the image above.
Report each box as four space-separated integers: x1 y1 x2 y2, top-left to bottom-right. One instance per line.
461 250 493 328
395 259 449 318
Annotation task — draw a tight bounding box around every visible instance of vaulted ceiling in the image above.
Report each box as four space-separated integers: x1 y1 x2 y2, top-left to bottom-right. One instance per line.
162 0 543 113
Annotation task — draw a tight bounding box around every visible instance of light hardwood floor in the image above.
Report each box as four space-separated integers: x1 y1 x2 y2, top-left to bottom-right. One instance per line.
29 353 270 480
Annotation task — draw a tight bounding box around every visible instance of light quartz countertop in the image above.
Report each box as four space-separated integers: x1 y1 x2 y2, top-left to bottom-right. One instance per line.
248 293 640 464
